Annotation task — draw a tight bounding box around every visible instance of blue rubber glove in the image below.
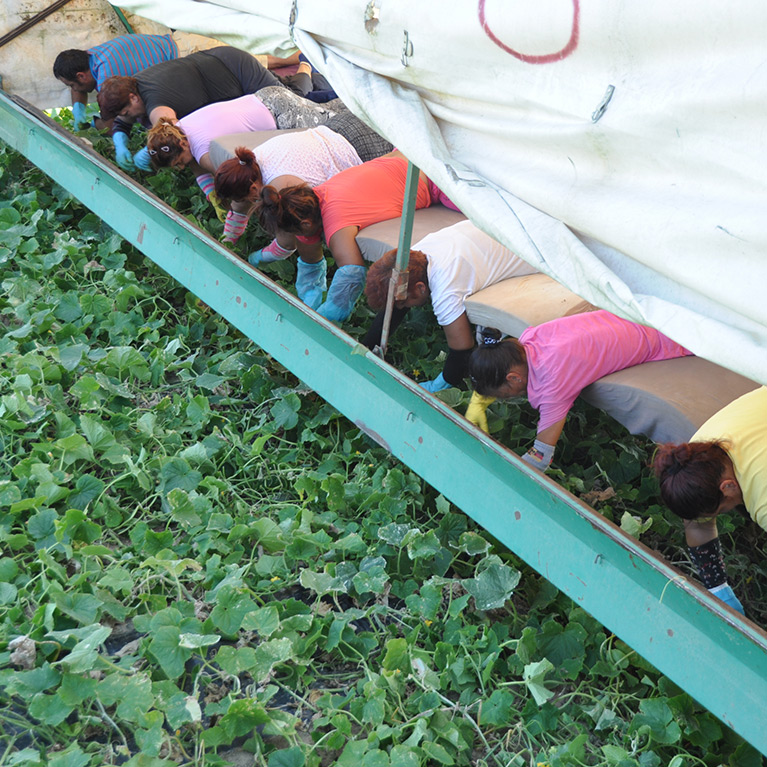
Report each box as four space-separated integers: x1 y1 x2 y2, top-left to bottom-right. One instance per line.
133 146 152 171
709 583 745 614
317 264 366 322
295 258 327 310
72 101 87 129
112 132 135 171
420 372 452 393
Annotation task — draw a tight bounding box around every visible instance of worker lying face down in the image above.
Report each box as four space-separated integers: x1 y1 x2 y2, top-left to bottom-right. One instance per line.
466 310 692 471
254 152 458 323
362 220 538 391
653 386 767 616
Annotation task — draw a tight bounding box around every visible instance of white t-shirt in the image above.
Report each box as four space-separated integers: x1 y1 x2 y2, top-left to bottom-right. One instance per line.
413 220 538 327
254 126 362 187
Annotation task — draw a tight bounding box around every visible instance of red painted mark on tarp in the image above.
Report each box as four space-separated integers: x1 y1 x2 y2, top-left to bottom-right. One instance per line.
667 629 674 637
514 511 521 520
137 223 146 244
305 349 310 355
478 0 580 64
236 296 242 304
418 436 423 444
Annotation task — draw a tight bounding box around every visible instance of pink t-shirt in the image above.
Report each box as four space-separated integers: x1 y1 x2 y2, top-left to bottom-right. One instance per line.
178 94 276 163
520 310 692 433
298 155 432 244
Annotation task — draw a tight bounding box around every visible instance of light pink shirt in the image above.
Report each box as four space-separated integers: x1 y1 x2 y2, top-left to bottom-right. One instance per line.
178 94 276 163
520 310 692 433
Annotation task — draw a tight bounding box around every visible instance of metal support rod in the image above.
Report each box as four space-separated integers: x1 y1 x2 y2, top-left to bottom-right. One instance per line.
378 160 420 357
3 92 767 756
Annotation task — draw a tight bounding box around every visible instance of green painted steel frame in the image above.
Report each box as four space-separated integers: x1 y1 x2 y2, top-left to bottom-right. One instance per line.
3 92 767 754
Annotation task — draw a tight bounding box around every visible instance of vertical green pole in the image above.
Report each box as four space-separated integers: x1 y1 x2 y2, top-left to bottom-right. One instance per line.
378 161 419 356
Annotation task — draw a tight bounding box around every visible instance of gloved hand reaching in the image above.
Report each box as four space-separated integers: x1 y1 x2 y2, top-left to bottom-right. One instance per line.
465 392 496 433
72 101 87 130
112 132 135 171
420 372 452 393
133 146 153 171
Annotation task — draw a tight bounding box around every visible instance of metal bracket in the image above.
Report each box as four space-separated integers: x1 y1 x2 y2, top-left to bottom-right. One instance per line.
401 30 414 67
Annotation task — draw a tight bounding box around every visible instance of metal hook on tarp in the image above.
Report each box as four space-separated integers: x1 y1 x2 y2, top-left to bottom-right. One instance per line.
401 30 414 67
591 84 615 122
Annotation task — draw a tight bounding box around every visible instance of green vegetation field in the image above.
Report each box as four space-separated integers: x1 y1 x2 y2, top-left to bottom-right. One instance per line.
0 115 765 767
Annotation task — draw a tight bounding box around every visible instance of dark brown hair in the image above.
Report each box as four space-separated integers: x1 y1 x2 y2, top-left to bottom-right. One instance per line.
653 441 731 520
468 328 527 396
365 249 429 311
255 183 320 236
97 76 140 120
215 147 263 204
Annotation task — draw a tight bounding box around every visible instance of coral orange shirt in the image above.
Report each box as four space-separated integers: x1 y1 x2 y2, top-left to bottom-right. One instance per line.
296 155 432 244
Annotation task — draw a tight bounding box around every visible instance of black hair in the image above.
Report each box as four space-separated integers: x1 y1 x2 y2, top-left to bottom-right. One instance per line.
468 328 527 395
53 50 90 81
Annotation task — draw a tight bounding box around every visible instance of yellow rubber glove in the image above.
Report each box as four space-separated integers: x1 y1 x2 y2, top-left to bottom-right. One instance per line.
208 190 228 223
465 392 496 433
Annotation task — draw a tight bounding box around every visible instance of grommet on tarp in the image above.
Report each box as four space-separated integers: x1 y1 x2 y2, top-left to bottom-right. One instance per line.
364 0 380 33
401 30 413 67
591 84 615 122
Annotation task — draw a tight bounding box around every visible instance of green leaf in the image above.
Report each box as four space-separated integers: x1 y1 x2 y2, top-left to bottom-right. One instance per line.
28 691 74 725
178 632 220 649
53 591 103 624
159 457 202 492
48 745 92 767
629 698 681 745
620 511 653 538
57 624 112 672
421 741 454 765
209 586 257 635
215 646 258 676
268 747 305 767
148 626 191 679
523 658 555 705
390 745 420 767
479 689 514 726
382 637 409 672
253 637 294 682
165 692 203 729
462 563 520 610
270 393 301 430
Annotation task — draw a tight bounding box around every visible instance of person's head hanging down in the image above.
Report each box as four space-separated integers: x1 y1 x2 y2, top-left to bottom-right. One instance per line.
654 441 742 522
146 119 191 169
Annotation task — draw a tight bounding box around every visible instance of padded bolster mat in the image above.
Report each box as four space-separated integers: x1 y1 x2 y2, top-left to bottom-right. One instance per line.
356 208 467 262
581 356 761 443
209 129 306 170
464 273 596 338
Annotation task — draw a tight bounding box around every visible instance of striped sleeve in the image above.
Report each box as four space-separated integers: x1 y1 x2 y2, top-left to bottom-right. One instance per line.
90 33 178 89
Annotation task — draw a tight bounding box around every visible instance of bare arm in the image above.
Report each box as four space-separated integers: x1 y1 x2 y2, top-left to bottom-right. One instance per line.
683 517 719 548
442 313 474 351
295 238 324 264
327 226 364 267
536 418 567 448
148 106 178 127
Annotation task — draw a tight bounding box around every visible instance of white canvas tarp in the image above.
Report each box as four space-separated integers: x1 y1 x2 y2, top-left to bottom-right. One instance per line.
33 1 767 382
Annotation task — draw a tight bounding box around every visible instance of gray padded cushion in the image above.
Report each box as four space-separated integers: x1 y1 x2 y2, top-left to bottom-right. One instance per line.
582 356 760 443
464 273 596 338
208 129 306 170
356 207 467 263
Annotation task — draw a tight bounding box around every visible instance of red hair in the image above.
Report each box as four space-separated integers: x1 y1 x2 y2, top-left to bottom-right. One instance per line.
97 76 139 120
365 249 429 311
255 183 320 236
215 147 263 203
653 441 731 520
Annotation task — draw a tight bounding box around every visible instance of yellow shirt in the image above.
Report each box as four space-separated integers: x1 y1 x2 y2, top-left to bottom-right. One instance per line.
692 386 767 531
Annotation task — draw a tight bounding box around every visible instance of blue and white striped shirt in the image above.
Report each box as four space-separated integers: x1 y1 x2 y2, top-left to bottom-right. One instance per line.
88 33 179 90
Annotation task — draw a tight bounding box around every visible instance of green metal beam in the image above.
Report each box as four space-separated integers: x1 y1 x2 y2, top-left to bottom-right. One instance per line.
3 92 767 755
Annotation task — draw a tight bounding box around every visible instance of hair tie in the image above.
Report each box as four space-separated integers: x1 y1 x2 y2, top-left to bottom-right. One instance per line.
161 145 170 153
148 148 157 155
481 335 502 347
239 159 246 165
